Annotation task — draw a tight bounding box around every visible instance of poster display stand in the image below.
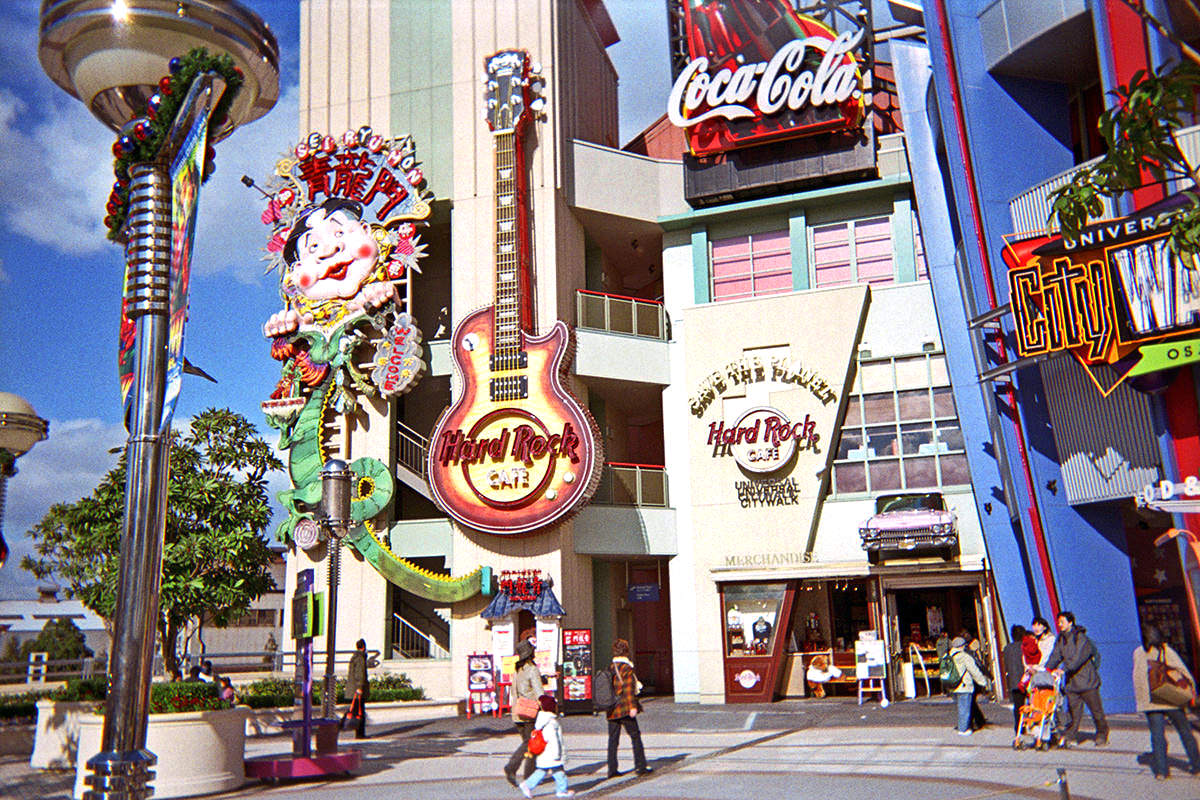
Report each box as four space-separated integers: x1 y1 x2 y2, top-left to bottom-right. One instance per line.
561 629 593 715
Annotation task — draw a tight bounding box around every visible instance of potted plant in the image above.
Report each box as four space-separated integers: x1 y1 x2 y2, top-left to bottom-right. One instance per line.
72 681 248 799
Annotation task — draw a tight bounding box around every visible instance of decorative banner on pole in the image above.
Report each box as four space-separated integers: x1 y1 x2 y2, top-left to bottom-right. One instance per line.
160 86 211 431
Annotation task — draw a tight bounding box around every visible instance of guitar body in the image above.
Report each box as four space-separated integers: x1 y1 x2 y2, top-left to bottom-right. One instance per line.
426 305 602 535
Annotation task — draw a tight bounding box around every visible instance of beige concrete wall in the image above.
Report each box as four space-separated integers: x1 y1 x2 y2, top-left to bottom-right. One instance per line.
679 287 870 701
301 0 391 137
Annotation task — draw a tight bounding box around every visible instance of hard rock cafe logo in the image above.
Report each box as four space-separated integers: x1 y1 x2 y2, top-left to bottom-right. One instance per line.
434 409 584 509
708 406 820 473
668 1 867 156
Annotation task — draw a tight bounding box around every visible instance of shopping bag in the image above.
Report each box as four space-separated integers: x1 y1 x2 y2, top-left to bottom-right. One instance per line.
1149 646 1195 707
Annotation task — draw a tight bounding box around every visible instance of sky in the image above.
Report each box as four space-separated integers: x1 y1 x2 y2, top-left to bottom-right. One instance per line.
0 1 671 599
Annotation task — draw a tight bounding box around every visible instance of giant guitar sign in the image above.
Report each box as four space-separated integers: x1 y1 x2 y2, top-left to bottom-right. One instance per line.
426 50 602 535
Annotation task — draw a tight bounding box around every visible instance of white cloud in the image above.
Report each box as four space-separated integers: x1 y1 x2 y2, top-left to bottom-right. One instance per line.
190 83 300 285
0 88 114 254
0 79 300 281
0 418 127 599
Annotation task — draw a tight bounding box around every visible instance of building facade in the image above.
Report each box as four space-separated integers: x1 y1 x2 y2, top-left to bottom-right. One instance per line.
280 0 1002 705
897 0 1200 712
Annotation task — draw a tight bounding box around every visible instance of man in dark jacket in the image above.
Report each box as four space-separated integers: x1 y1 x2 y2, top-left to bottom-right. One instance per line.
1002 624 1028 735
345 638 370 739
1045 611 1108 746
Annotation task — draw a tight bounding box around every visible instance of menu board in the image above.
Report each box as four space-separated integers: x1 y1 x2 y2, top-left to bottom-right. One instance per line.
467 653 497 714
562 628 593 714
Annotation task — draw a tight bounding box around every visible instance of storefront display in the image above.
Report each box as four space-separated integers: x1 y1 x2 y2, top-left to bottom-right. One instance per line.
721 582 794 702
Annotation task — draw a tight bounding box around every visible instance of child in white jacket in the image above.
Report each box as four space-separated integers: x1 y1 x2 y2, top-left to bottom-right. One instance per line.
519 694 574 798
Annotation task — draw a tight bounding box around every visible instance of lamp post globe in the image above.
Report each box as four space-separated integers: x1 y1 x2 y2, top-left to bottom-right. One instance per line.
38 0 279 137
0 392 49 562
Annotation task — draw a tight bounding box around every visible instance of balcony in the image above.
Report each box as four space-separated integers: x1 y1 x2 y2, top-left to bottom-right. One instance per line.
1008 123 1200 234
577 289 666 340
592 462 668 507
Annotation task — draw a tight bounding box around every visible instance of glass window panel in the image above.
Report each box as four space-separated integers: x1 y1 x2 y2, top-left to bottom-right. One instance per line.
580 293 606 330
900 423 936 455
866 424 899 456
854 217 891 238
861 392 894 424
855 238 893 259
834 462 867 493
837 429 865 459
755 250 792 271
929 355 950 385
754 270 793 294
712 235 751 259
860 360 894 393
857 256 895 284
904 457 938 489
713 275 754 301
723 583 787 657
814 264 853 287
844 396 862 426
897 389 930 420
869 459 902 491
894 356 929 389
936 422 965 451
932 386 957 417
753 229 791 249
814 241 853 264
813 223 849 245
914 210 929 280
939 453 971 485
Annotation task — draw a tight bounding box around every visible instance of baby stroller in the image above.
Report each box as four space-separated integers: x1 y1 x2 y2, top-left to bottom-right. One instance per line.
1014 671 1064 750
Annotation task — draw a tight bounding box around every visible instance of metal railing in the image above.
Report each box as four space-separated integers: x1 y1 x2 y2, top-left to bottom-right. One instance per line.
1008 122 1200 234
391 613 449 660
576 289 667 340
592 462 669 507
396 420 429 478
0 654 104 685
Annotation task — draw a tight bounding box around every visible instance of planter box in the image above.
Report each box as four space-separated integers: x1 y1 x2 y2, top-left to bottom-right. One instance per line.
243 698 459 738
31 700 95 769
74 706 249 799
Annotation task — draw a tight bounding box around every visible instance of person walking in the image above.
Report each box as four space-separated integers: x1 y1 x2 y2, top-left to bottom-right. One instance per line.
949 636 992 736
1132 624 1200 780
607 638 651 777
1045 610 1109 746
504 639 543 786
517 694 575 798
1002 625 1028 735
344 638 371 739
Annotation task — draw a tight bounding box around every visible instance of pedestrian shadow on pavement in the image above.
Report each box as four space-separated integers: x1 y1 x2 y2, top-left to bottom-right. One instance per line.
1135 749 1196 775
564 754 687 795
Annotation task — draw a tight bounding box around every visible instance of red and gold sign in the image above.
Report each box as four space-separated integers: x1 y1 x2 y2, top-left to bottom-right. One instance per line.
667 0 867 156
425 50 601 535
1004 206 1200 394
499 569 544 603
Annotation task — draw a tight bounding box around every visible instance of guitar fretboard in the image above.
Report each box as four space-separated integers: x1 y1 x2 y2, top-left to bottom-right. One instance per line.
493 131 523 367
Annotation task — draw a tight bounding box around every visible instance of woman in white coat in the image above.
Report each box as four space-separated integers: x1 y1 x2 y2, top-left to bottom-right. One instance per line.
1132 624 1200 780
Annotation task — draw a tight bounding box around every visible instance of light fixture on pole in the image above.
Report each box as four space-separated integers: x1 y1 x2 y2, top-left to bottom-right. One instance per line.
318 459 352 721
0 392 50 568
38 3 278 799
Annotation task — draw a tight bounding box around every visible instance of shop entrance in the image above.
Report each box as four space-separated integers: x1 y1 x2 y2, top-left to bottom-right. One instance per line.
1125 505 1198 674
593 557 673 695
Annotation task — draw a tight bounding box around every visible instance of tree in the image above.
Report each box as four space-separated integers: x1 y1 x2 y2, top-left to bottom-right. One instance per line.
20 618 93 662
21 408 283 676
1049 3 1200 254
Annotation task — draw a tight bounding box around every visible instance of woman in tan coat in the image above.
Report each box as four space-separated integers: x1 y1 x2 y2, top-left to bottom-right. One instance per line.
1132 625 1200 780
504 638 544 786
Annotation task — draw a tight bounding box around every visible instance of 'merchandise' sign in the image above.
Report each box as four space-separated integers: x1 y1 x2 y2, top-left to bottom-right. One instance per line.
668 30 865 128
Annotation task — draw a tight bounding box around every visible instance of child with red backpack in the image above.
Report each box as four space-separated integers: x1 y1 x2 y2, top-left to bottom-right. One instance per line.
518 694 574 798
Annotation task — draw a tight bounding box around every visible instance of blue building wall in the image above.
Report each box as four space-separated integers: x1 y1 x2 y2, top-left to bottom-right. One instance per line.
916 0 1143 711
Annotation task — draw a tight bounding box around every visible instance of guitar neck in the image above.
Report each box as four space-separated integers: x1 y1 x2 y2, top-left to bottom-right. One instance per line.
493 131 522 360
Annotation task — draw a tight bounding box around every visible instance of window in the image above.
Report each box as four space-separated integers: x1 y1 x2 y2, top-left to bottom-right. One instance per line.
913 209 929 280
812 216 895 288
710 229 791 301
831 352 970 495
229 609 279 628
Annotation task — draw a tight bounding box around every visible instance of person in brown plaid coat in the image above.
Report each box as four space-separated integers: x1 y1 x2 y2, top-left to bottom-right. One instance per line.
606 639 651 778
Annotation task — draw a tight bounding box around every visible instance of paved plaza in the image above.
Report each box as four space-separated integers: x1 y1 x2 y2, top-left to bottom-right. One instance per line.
4 697 1200 800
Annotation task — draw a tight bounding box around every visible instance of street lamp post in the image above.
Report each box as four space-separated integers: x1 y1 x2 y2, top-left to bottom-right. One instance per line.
0 393 50 566
38 3 278 798
318 460 352 721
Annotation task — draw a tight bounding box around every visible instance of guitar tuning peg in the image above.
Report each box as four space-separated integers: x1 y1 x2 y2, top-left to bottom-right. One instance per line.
530 97 547 112
530 62 543 76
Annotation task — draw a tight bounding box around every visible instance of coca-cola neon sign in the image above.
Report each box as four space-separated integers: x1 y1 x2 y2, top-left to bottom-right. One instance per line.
667 3 867 156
